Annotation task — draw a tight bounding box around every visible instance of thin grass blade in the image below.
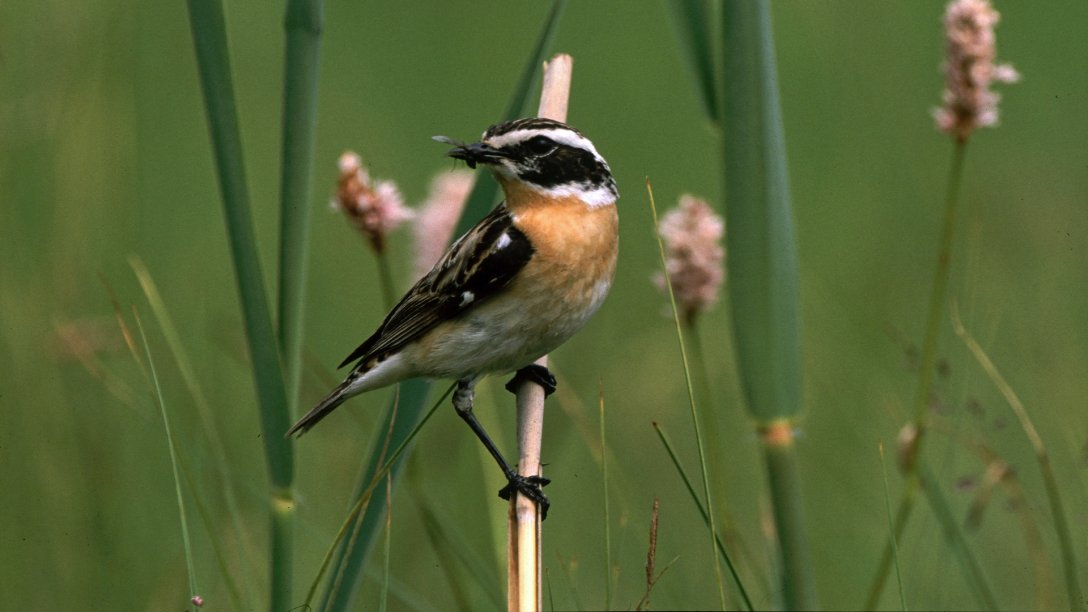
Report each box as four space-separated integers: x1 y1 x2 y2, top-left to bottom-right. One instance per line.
651 422 753 611
133 308 200 605
648 179 727 610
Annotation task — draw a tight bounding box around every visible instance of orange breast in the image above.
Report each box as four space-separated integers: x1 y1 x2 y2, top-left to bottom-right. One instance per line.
502 187 619 334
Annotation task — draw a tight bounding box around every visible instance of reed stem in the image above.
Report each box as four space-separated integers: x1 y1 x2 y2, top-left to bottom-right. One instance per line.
185 1 295 606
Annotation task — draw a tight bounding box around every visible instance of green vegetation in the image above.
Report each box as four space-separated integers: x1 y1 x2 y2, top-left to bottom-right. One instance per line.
2 2 1086 610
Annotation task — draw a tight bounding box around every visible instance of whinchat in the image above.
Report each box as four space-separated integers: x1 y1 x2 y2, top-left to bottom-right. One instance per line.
286 118 619 517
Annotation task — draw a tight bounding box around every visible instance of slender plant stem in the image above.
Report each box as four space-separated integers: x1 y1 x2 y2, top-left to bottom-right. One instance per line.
686 325 732 538
867 140 968 607
909 140 968 456
648 180 727 610
760 422 816 609
185 1 295 608
278 0 323 411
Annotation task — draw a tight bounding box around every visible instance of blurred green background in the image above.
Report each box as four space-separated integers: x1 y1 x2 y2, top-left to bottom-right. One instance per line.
2 1 1086 609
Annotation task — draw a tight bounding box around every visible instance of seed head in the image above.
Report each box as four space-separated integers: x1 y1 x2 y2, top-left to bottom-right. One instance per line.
933 0 1019 142
334 151 413 254
653 194 725 326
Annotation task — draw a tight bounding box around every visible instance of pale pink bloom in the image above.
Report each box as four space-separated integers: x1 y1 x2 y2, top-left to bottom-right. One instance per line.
412 170 476 279
334 151 413 253
933 0 1019 142
654 194 725 325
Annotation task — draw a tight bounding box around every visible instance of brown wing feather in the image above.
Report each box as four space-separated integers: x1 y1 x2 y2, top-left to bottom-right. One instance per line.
338 202 534 369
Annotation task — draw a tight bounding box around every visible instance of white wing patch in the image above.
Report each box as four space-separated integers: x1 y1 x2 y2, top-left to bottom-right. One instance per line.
459 290 475 306
496 231 512 249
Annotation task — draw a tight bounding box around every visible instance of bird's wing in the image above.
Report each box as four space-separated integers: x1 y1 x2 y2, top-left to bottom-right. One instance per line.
338 202 534 369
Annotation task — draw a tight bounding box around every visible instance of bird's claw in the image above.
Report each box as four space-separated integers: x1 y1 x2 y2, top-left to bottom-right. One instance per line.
499 474 552 520
505 364 557 397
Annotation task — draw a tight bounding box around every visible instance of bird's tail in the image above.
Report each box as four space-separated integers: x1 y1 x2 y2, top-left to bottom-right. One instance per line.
284 378 353 438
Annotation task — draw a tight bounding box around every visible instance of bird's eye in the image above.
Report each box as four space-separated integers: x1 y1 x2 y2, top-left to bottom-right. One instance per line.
525 135 557 156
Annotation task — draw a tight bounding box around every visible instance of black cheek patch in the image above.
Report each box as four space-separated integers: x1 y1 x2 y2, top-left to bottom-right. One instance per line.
520 147 606 190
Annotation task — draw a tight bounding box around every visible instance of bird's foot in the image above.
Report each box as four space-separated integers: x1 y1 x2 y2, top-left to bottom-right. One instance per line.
499 473 552 520
505 364 557 397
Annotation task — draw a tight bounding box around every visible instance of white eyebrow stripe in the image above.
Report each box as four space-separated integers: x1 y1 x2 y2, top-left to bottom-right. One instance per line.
485 128 604 162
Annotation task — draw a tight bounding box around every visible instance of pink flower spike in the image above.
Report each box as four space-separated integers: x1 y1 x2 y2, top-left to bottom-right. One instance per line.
334 150 413 254
933 0 1019 142
653 194 725 326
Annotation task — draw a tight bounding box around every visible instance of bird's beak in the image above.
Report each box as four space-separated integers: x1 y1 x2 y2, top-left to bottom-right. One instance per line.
440 139 505 169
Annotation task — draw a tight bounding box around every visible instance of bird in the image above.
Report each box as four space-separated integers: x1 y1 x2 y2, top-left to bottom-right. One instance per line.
286 117 619 517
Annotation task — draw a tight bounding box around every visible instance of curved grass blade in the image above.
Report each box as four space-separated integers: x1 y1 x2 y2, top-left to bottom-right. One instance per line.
133 308 201 606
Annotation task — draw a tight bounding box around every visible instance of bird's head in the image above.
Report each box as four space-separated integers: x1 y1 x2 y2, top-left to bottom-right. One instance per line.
436 118 618 207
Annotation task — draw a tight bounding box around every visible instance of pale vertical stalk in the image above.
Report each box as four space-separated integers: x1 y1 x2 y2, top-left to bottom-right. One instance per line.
507 52 572 612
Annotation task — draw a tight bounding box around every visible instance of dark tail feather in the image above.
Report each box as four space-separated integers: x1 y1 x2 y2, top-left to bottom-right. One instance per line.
284 379 352 438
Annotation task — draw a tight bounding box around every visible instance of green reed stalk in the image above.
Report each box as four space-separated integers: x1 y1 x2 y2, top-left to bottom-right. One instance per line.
721 1 814 608
278 0 324 409
185 1 295 607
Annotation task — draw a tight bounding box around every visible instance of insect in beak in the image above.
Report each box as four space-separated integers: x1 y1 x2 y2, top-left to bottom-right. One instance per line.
433 135 504 169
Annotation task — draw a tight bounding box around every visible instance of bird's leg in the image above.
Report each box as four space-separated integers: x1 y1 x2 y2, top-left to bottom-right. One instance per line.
453 378 551 519
504 363 557 396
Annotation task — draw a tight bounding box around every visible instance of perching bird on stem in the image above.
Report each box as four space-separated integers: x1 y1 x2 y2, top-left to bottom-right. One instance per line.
286 117 619 517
